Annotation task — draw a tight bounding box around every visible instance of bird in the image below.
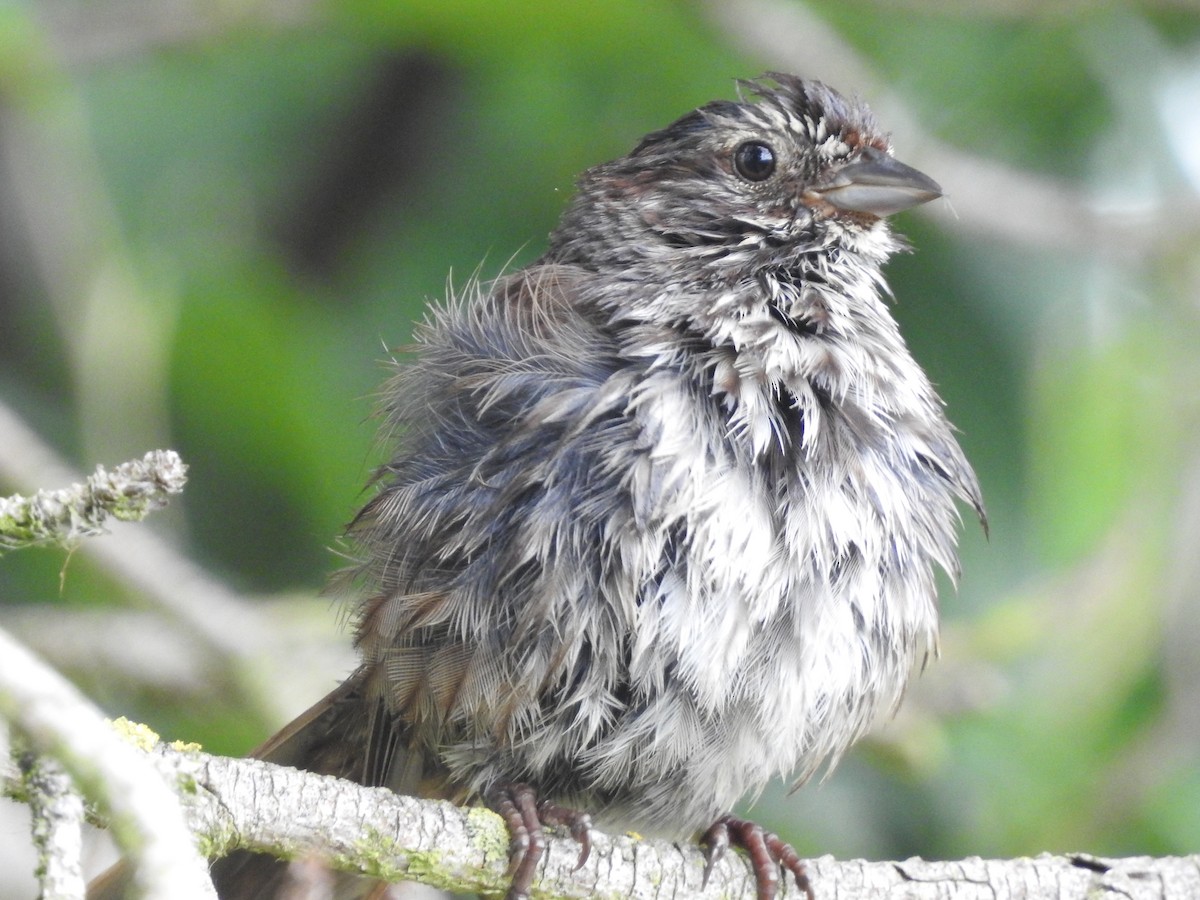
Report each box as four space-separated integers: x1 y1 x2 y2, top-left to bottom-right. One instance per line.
93 72 984 900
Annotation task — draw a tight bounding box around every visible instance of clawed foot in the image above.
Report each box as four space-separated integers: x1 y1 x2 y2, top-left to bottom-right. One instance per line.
702 814 814 900
484 782 593 900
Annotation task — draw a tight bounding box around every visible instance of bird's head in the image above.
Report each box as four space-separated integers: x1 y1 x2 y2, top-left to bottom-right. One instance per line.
549 74 941 277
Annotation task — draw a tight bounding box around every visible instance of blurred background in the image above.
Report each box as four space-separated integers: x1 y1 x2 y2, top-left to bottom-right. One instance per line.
3 0 1200 895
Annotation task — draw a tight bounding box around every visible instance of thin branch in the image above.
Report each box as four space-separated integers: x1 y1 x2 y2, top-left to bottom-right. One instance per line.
0 628 214 899
22 754 86 900
0 450 186 550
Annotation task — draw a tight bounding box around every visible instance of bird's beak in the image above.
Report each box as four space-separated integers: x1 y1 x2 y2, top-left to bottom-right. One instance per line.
813 146 942 217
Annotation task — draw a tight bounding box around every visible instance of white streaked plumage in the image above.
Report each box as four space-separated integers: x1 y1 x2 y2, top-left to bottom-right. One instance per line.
345 74 984 837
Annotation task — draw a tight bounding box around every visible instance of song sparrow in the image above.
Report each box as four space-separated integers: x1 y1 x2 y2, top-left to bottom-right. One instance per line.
95 73 984 900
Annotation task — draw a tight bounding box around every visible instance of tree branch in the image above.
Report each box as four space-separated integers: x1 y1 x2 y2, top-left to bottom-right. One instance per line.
9 734 1197 899
0 449 186 550
0 632 214 899
22 754 86 899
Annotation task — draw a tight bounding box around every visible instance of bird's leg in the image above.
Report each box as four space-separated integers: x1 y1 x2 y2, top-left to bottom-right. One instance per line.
701 814 814 900
485 782 593 900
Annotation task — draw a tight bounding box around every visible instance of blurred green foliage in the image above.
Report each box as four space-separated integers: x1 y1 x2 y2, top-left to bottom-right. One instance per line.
2 0 1200 883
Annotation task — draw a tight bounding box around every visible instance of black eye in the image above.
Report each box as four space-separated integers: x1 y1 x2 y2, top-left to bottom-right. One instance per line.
733 141 776 182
